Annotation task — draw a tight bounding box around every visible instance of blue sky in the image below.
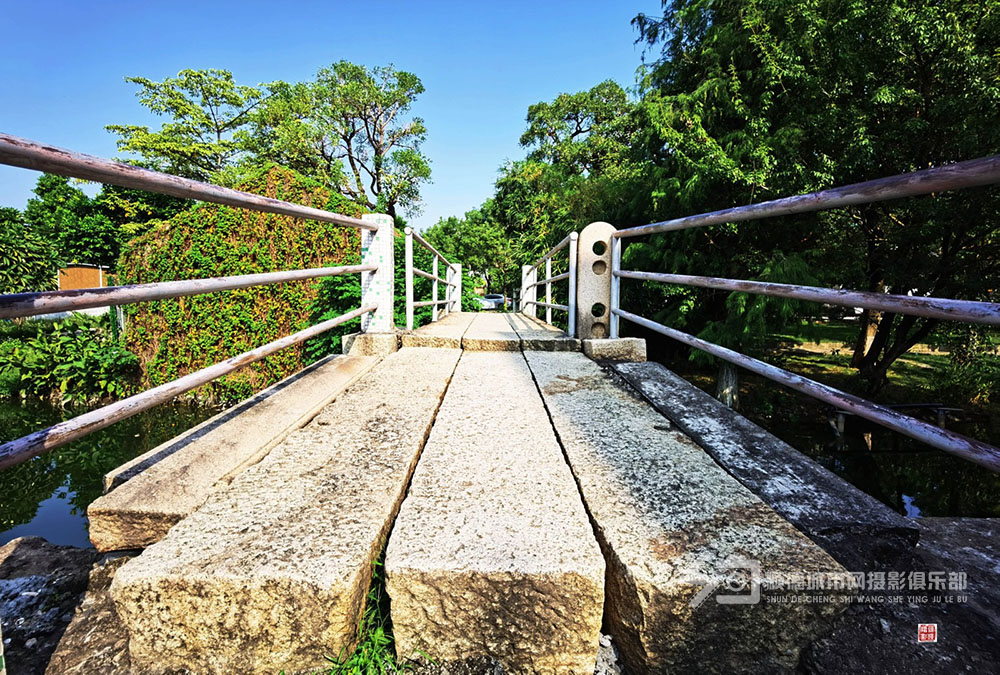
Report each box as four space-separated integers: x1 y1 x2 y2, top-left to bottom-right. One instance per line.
0 0 659 230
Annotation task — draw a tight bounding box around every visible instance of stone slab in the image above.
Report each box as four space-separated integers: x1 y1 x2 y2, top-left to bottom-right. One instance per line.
88 354 379 552
401 312 476 349
109 347 462 673
583 338 646 362
461 312 521 351
343 331 400 356
506 312 581 351
525 351 851 674
386 351 605 674
612 361 920 569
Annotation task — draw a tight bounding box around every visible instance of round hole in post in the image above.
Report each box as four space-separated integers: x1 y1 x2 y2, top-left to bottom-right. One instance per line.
592 260 607 275
592 241 607 255
591 322 607 338
591 302 607 317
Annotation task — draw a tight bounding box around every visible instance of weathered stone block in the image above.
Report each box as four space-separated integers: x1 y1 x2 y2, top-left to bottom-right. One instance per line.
612 361 920 569
343 330 400 356
110 347 462 674
526 351 850 674
400 312 475 349
88 354 378 552
461 313 521 351
386 352 605 673
582 337 646 362
506 313 581 351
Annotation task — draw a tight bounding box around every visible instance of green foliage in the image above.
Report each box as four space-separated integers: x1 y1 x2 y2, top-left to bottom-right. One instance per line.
632 0 1000 391
932 325 1000 404
423 209 512 294
23 174 122 268
0 315 139 404
119 166 362 403
0 207 63 293
107 69 264 180
244 62 431 217
321 558 425 674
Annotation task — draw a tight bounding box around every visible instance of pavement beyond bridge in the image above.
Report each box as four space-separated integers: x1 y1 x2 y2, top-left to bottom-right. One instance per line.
73 313 988 674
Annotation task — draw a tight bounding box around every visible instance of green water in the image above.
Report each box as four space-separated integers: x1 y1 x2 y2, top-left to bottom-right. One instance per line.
0 399 219 548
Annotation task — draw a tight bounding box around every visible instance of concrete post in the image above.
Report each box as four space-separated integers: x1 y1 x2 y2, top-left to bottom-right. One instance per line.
575 222 616 339
452 264 463 312
568 232 579 337
404 228 414 330
360 213 394 332
432 256 439 322
545 257 553 325
521 265 537 317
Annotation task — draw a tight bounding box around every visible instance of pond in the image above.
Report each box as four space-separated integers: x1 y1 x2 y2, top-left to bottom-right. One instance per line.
0 399 220 548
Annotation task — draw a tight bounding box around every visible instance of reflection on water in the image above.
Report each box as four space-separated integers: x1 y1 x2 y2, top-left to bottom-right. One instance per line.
0 399 219 548
770 416 1000 518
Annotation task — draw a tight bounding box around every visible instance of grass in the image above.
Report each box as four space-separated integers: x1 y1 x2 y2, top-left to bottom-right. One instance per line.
318 557 432 675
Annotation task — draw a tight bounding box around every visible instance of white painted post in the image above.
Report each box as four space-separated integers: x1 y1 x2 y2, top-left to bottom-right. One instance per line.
404 227 414 330
360 213 394 332
431 256 439 322
521 265 533 314
610 235 621 338
545 257 552 325
442 262 451 320
568 232 578 337
452 263 463 312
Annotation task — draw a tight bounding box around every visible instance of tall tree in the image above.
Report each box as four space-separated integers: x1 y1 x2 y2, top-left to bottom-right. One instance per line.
245 62 431 218
107 69 264 180
23 174 121 268
633 0 1000 395
0 207 63 294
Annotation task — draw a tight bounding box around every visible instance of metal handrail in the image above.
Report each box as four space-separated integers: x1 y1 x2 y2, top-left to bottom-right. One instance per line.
615 271 1000 327
0 264 377 320
520 232 578 333
0 304 376 470
608 157 1000 473
404 227 461 330
0 133 377 231
613 155 1000 239
530 234 571 269
615 308 1000 473
525 300 570 311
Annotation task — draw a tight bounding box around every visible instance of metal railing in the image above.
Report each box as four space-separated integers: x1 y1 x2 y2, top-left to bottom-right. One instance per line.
609 156 1000 473
520 232 579 335
0 133 390 471
403 227 460 330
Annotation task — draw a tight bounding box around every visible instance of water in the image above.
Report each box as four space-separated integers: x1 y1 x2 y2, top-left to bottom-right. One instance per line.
735 394 1000 518
0 399 219 548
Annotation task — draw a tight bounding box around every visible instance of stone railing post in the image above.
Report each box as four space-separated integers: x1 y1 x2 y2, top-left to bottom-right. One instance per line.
451 264 462 313
360 213 394 332
521 264 537 317
575 221 615 339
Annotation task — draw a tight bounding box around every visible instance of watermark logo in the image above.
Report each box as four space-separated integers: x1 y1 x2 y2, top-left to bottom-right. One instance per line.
689 557 761 608
918 623 938 643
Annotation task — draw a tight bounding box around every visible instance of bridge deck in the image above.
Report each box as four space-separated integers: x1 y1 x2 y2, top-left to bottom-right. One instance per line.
89 315 929 673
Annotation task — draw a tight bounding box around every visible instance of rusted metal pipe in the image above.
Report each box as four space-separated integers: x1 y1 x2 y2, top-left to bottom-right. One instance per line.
0 265 377 320
527 271 570 288
526 300 570 311
413 299 451 307
413 267 449 285
0 304 377 471
0 133 377 230
531 234 572 270
613 308 1000 473
615 270 1000 326
614 155 1000 239
410 229 451 263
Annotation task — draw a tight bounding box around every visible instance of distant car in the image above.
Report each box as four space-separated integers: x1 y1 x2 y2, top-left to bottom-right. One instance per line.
479 293 505 310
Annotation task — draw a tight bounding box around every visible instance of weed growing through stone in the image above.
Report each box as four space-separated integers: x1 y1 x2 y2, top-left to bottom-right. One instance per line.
322 557 431 674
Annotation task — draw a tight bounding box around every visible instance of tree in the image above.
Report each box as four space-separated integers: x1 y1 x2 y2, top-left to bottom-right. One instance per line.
107 69 264 180
521 80 639 177
633 0 1000 395
424 208 511 293
0 207 63 294
23 174 121 268
245 62 431 218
